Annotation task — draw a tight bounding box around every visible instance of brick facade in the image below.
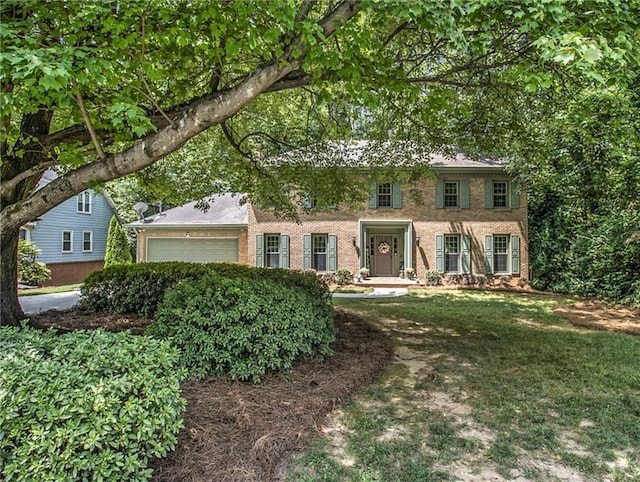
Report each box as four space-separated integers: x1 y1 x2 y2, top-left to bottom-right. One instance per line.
44 260 105 286
248 174 528 280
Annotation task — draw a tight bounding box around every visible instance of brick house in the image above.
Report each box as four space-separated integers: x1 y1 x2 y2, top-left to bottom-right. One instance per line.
130 145 528 282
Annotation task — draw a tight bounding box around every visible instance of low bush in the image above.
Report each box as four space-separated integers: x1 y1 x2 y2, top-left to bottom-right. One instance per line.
17 240 51 286
335 268 353 286
147 275 335 382
81 262 332 318
0 326 185 482
425 270 442 286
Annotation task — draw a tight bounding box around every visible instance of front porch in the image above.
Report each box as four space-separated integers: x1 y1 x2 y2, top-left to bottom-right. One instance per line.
356 276 421 288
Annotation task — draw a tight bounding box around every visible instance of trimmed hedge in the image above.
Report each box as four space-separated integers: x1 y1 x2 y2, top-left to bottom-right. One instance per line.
0 326 186 482
147 275 335 382
80 262 332 318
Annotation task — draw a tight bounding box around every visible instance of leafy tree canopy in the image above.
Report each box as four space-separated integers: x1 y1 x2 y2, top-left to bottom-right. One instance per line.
1 0 639 324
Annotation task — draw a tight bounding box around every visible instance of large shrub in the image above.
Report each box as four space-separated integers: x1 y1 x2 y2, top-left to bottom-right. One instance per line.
81 262 332 318
0 326 186 482
17 239 51 286
147 275 335 382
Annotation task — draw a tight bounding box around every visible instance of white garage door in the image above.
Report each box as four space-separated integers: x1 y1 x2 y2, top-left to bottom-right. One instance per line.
147 238 239 263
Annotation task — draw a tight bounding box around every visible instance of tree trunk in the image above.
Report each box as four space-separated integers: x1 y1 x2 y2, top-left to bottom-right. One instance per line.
0 224 25 326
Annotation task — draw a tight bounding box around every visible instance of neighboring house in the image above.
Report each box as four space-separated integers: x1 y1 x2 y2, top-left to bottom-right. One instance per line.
129 143 528 282
19 169 118 285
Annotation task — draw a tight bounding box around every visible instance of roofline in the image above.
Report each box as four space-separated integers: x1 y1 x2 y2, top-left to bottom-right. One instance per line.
125 223 248 230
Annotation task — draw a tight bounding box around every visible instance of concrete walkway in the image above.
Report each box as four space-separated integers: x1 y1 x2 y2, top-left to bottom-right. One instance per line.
19 290 81 314
332 287 409 299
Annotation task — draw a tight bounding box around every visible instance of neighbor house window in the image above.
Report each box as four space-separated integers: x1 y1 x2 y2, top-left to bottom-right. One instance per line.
83 231 93 252
493 182 508 208
445 235 459 272
77 191 91 213
493 235 509 272
312 234 328 271
266 234 280 268
444 182 459 208
377 182 392 208
62 231 73 253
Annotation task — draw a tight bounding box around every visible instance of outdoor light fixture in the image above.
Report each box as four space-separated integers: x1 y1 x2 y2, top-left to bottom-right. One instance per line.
416 236 421 245
352 236 357 245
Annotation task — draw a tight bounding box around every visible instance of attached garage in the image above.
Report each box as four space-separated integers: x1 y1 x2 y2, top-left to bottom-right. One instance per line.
147 237 239 263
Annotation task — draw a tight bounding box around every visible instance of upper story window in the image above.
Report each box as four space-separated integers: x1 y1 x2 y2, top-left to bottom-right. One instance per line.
485 180 519 209
493 182 508 208
377 183 392 208
369 181 402 209
77 191 92 214
266 234 280 268
62 230 73 253
444 182 459 208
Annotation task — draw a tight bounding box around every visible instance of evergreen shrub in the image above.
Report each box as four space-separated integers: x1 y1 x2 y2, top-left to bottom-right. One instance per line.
334 268 353 286
17 240 51 286
148 275 335 381
104 215 132 268
425 270 443 286
0 326 185 482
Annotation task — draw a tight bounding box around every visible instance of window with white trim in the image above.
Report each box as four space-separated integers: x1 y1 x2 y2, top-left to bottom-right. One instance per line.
312 234 327 271
377 182 392 208
493 182 508 208
62 231 73 253
444 182 459 208
445 235 459 272
266 234 280 268
77 191 91 214
493 235 509 272
83 231 93 252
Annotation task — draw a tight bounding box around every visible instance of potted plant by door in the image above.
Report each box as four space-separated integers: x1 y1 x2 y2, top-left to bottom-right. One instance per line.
359 267 370 279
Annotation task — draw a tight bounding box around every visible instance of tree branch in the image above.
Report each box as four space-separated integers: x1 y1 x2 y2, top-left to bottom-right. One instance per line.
0 161 57 200
71 79 106 159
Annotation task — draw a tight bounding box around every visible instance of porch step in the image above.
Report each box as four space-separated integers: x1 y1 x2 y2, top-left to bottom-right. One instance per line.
356 277 421 288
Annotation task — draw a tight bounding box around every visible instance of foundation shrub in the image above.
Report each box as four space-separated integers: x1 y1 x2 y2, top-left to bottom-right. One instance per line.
148 275 335 382
0 326 185 482
425 270 443 286
335 268 353 286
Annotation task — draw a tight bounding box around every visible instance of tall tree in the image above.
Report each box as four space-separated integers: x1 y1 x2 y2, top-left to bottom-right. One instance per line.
2 0 638 325
104 215 133 268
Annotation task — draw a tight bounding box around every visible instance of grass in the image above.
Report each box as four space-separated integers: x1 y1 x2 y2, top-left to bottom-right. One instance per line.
18 283 81 296
286 290 640 482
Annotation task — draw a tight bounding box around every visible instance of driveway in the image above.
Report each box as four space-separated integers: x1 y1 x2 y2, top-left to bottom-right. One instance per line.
19 290 81 314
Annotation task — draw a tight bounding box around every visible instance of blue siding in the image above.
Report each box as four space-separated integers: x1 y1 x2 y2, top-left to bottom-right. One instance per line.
30 191 115 264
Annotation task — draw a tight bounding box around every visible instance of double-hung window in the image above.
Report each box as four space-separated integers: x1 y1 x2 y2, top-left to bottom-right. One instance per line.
444 182 459 208
77 191 91 214
377 183 392 208
62 231 73 253
266 234 280 268
493 182 508 208
493 235 509 272
83 231 93 252
444 235 459 272
312 234 328 271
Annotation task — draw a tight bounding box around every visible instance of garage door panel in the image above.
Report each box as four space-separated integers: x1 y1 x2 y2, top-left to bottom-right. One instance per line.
147 238 238 263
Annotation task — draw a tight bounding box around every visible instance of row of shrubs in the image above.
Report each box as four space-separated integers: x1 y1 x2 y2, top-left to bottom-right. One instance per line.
3 262 336 481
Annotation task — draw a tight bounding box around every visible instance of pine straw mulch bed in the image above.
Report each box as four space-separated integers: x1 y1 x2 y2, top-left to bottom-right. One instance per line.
28 308 394 482
553 299 640 336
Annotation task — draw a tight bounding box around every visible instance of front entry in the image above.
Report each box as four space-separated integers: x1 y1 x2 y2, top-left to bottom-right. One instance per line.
373 235 394 276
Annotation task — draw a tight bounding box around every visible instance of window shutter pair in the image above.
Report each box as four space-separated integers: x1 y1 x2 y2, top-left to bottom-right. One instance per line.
302 234 340 272
435 234 471 274
368 181 402 208
435 180 469 208
255 234 289 268
484 181 520 208
484 234 520 274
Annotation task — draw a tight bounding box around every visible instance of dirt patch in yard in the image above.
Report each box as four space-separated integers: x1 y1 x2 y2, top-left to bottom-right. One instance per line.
553 300 640 336
27 308 393 482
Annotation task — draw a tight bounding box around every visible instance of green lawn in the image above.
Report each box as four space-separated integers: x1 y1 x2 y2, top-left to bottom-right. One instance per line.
286 291 640 482
18 284 81 296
